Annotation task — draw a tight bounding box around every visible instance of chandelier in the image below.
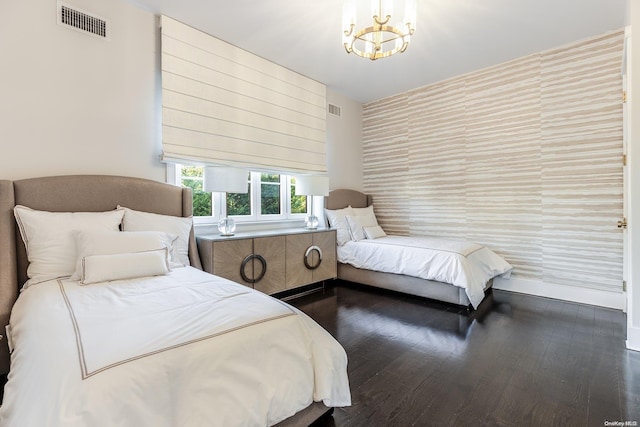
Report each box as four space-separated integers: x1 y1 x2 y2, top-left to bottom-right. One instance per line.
342 0 417 61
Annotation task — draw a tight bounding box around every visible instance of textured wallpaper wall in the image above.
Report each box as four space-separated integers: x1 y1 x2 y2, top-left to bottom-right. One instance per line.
362 29 624 293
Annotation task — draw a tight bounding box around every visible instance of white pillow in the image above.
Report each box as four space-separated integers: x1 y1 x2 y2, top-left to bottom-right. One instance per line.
13 206 125 286
324 206 354 246
119 206 192 267
363 225 387 239
351 205 379 227
71 230 178 280
345 216 365 241
80 249 170 285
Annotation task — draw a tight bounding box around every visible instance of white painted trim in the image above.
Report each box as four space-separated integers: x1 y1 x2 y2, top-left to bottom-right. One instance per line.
627 325 640 352
493 276 625 310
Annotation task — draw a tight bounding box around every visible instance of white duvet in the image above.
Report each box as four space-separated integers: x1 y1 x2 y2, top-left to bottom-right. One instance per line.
0 267 351 427
338 236 513 308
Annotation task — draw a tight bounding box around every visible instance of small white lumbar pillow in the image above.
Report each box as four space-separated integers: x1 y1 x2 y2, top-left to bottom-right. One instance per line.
119 206 192 267
80 249 170 285
324 206 354 246
13 205 125 287
363 225 387 239
71 230 178 280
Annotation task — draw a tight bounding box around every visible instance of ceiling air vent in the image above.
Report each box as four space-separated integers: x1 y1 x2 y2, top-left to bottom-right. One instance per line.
57 1 110 40
328 104 342 117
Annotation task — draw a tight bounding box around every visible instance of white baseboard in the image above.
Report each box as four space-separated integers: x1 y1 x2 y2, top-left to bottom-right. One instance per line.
493 276 625 310
627 325 640 352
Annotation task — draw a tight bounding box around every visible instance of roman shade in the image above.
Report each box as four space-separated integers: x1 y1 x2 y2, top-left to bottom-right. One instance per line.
160 16 328 174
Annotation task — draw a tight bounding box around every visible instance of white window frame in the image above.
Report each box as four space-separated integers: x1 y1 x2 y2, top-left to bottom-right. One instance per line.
172 165 308 225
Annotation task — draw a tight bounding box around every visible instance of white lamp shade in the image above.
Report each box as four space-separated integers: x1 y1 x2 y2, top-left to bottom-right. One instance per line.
203 166 249 193
295 175 330 196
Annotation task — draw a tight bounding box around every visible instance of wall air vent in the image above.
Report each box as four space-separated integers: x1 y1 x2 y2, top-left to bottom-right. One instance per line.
328 104 342 117
57 1 110 40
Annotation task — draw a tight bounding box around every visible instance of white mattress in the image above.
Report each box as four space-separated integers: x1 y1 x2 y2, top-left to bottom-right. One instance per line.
338 236 513 308
0 267 351 427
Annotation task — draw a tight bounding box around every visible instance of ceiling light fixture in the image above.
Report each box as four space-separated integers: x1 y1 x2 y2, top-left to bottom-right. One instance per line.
342 0 416 61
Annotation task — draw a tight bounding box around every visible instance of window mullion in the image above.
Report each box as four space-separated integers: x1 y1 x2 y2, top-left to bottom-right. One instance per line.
283 175 290 216
251 172 260 221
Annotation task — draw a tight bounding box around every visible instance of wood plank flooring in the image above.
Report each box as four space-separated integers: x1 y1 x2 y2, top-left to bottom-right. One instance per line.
290 281 640 427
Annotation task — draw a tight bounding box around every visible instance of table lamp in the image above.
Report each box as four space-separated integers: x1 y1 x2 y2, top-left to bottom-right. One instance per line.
294 175 330 229
203 166 249 236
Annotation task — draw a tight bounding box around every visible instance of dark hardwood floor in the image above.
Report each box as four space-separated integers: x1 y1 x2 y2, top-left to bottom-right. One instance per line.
291 281 640 427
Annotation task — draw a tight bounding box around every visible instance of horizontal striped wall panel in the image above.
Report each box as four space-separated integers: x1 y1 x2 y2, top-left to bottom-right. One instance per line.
160 16 327 174
540 30 624 292
363 29 624 293
464 53 544 280
363 94 410 235
407 78 468 240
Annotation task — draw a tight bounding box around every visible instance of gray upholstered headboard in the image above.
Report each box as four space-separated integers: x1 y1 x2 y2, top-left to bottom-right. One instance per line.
324 189 372 210
0 175 202 375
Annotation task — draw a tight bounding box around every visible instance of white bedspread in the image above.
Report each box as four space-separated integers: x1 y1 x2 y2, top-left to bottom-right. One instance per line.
338 236 512 308
0 267 351 427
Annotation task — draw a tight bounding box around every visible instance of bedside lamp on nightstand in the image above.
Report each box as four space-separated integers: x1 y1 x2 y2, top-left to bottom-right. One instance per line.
203 166 249 236
295 175 330 230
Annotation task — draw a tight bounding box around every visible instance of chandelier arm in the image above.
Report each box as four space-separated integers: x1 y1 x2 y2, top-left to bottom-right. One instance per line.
344 23 355 37
373 14 391 26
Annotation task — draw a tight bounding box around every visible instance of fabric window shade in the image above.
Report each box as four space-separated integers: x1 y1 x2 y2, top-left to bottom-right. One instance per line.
160 16 328 174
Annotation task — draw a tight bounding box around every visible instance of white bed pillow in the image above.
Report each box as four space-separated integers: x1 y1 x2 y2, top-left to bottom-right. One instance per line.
324 206 354 245
345 216 365 241
350 205 379 226
363 225 387 239
80 249 170 285
344 206 379 241
13 206 125 286
119 206 192 267
71 230 178 280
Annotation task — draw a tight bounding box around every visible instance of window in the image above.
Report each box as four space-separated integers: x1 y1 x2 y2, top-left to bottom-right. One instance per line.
176 165 308 223
180 165 212 217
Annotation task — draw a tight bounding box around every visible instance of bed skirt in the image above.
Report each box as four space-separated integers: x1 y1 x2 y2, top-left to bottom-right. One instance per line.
337 263 494 308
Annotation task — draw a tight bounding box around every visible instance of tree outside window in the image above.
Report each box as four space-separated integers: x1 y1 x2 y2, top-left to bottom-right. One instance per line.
180 166 212 217
290 177 307 214
227 172 251 216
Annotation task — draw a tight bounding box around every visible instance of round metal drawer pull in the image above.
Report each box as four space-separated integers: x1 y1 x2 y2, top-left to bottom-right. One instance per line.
304 245 323 270
240 254 267 283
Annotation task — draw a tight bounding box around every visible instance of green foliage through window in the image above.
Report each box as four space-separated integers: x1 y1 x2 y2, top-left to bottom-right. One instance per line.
228 190 251 215
261 173 281 215
290 178 307 214
180 166 212 216
178 166 307 219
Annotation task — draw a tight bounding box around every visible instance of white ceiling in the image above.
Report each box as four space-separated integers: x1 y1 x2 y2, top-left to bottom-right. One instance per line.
127 0 628 104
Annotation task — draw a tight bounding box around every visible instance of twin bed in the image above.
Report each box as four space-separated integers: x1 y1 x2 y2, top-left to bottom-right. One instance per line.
324 189 512 309
0 175 350 427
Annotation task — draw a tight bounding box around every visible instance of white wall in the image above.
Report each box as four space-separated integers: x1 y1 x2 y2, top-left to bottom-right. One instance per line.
0 0 164 181
0 0 365 194
326 89 364 191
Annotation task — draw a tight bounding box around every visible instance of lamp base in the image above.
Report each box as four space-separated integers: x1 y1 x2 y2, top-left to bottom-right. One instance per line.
304 214 319 230
218 217 236 236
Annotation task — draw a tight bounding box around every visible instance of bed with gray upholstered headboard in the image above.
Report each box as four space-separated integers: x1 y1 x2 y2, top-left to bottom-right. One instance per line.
0 175 202 374
0 175 347 426
324 189 512 309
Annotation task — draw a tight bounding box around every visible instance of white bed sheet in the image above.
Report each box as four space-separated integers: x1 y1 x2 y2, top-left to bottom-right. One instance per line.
338 236 513 308
0 267 351 427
